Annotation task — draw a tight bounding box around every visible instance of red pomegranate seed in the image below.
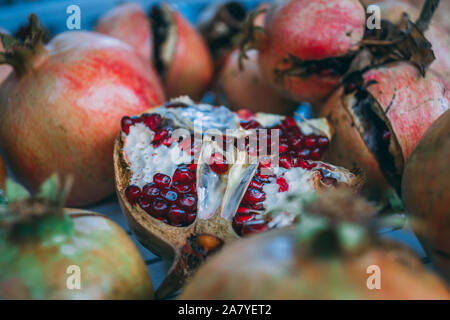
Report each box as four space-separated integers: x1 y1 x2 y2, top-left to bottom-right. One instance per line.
279 143 289 153
121 116 133 135
255 173 271 183
310 148 321 160
249 179 263 189
234 212 255 224
240 120 261 129
289 136 304 150
153 128 170 142
298 149 310 158
317 137 329 148
249 203 264 210
304 136 317 148
167 205 185 226
242 188 266 204
141 113 162 131
188 163 197 172
209 153 229 175
161 189 178 203
138 197 152 214
173 167 194 183
142 183 160 199
151 198 168 218
162 137 175 147
279 155 292 169
282 117 297 128
153 173 171 187
185 212 196 224
125 185 141 204
131 116 141 125
276 177 289 192
237 206 252 214
172 183 190 194
178 194 197 211
241 220 268 236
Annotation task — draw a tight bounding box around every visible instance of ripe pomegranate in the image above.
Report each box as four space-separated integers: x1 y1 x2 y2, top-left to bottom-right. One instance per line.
402 110 450 282
0 28 12 84
217 49 297 114
254 0 366 105
114 96 360 298
181 191 450 299
97 4 214 100
320 62 449 200
198 1 247 70
0 15 165 206
0 175 153 299
95 3 153 62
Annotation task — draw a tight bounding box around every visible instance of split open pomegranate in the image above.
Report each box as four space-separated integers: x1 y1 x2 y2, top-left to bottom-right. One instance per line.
114 96 360 298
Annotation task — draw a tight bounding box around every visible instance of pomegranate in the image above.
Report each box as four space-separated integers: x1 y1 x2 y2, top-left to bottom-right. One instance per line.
216 49 297 114
402 110 450 282
253 0 366 105
95 3 153 62
0 175 153 299
181 191 450 299
114 96 361 298
320 62 449 200
198 1 247 70
0 28 12 84
0 15 165 206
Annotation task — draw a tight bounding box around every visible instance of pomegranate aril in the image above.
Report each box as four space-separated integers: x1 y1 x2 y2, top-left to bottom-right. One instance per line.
141 113 162 131
121 116 133 135
298 149 310 158
234 212 255 224
125 185 141 204
151 198 168 218
209 153 229 175
279 143 289 153
153 173 171 187
289 136 304 150
317 137 329 148
304 136 317 148
237 206 252 214
188 163 197 172
185 212 196 224
173 183 190 194
279 155 292 169
131 116 141 125
240 120 261 129
138 197 152 214
178 194 197 211
167 205 185 226
161 189 178 203
249 179 263 189
241 220 268 236
173 167 194 183
282 117 297 128
162 137 174 147
276 177 289 192
242 188 266 204
153 129 170 142
142 183 160 199
310 148 321 160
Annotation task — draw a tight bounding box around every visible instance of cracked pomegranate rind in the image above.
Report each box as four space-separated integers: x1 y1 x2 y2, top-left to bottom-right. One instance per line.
113 96 361 298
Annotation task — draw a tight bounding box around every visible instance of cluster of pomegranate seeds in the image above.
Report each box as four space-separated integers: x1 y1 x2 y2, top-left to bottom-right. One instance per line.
208 153 229 175
125 165 198 227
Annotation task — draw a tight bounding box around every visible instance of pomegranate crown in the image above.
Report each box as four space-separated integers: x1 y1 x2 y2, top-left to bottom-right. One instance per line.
0 174 74 242
0 14 47 75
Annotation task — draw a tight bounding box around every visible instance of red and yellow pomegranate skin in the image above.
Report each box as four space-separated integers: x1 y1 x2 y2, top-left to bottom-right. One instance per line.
320 62 449 197
217 49 296 114
402 110 450 282
0 31 165 206
258 0 365 105
95 3 153 62
164 10 214 100
0 28 12 84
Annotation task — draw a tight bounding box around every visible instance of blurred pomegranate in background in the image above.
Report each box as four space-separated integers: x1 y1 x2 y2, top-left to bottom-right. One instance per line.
0 15 165 206
402 110 450 282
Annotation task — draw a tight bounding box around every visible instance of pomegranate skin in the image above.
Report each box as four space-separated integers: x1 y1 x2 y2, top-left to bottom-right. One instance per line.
0 31 165 206
95 3 153 62
164 10 214 100
320 62 449 198
402 110 450 282
181 228 450 299
0 28 12 84
258 0 365 105
217 49 296 114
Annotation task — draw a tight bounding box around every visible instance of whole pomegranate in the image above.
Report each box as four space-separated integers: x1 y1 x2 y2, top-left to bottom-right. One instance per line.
95 3 153 62
320 62 449 200
402 110 450 282
0 175 153 299
181 191 450 299
0 15 165 206
0 28 12 84
254 0 366 105
217 49 297 114
97 4 214 101
114 96 361 298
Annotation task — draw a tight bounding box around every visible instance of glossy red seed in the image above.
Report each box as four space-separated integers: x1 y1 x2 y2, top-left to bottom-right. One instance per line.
185 212 196 224
279 143 289 153
142 183 160 199
249 179 263 189
178 194 197 211
236 206 252 214
138 197 152 213
282 117 297 128
153 129 169 142
167 205 185 225
142 113 162 131
162 137 174 147
241 220 268 236
234 212 255 224
279 155 292 169
121 116 133 135
289 136 304 150
298 149 310 158
125 185 141 204
188 163 197 172
153 173 171 187
240 120 261 129
304 136 317 148
249 203 264 210
317 137 329 148
242 188 266 204
173 167 194 184
131 116 141 125
276 177 289 192
310 148 321 160
209 153 229 175
161 189 178 203
151 198 168 218
172 183 190 194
